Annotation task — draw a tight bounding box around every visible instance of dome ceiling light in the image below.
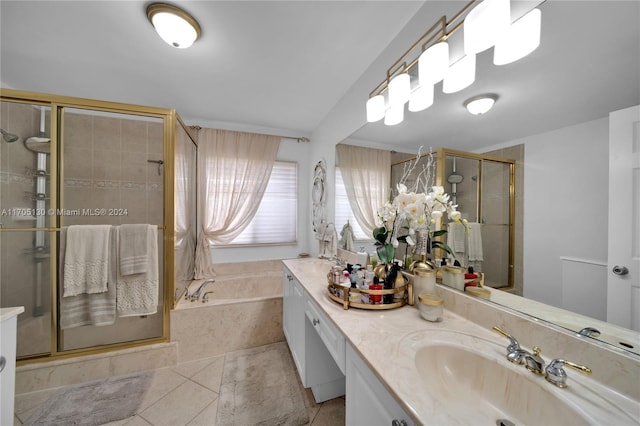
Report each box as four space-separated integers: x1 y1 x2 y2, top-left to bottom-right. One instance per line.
464 94 498 115
147 3 201 49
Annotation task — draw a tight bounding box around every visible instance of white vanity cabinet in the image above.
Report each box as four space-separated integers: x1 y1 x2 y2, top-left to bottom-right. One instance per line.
283 267 345 402
346 344 415 426
1 307 24 426
283 269 306 385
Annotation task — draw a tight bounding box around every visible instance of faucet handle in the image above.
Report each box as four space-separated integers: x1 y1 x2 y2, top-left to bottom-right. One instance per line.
493 326 521 354
545 358 592 388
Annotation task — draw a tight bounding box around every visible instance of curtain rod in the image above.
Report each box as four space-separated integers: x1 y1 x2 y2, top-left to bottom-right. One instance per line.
188 125 310 143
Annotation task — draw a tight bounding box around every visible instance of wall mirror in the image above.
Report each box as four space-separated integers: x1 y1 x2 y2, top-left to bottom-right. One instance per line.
336 1 639 355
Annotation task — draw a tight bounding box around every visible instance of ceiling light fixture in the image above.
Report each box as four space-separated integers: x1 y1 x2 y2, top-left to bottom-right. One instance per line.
366 0 542 126
147 3 201 49
464 94 498 115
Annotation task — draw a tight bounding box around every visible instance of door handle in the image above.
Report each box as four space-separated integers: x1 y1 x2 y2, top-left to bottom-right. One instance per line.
612 265 629 276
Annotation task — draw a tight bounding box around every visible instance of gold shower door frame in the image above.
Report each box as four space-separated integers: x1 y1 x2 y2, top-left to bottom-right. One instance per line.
435 148 516 290
1 88 183 363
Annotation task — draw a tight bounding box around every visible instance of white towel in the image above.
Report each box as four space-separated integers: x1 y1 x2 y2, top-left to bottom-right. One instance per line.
63 225 111 297
116 225 159 317
119 224 149 275
467 222 484 262
339 222 355 251
59 227 117 329
447 222 466 253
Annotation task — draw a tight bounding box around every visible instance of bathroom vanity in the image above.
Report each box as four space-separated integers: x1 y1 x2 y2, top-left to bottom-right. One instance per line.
0 306 24 426
283 258 640 425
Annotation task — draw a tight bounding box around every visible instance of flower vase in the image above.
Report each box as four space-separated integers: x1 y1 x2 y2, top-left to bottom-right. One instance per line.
409 229 437 271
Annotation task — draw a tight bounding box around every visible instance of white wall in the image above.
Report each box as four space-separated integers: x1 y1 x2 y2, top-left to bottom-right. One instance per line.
521 117 609 307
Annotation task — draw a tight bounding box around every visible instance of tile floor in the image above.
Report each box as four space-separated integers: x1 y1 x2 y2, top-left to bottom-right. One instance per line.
13 345 345 426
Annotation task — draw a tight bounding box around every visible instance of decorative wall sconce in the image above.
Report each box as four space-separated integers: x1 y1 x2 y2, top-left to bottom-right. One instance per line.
366 0 542 125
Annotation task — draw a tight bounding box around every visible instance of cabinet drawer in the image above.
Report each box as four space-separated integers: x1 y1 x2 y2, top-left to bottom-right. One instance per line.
305 298 346 375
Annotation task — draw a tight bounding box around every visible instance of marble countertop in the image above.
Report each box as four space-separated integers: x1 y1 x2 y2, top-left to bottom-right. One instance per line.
283 258 640 426
0 306 24 322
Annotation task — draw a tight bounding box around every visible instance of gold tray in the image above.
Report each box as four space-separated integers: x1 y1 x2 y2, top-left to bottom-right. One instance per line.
327 281 414 310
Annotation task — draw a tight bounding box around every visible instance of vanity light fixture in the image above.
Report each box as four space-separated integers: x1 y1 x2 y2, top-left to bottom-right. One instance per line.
365 0 542 126
464 94 498 115
147 3 201 49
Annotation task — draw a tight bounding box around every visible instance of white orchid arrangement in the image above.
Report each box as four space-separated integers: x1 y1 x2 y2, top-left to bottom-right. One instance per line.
373 148 467 264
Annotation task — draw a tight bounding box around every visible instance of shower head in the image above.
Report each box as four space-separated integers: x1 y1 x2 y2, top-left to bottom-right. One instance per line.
0 128 19 143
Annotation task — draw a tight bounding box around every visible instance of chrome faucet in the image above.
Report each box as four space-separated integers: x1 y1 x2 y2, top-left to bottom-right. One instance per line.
577 327 601 338
544 358 592 388
523 347 545 375
190 279 215 302
493 327 544 373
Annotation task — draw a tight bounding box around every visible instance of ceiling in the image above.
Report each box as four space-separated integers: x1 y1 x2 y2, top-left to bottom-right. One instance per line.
1 1 638 152
0 1 423 136
351 0 640 152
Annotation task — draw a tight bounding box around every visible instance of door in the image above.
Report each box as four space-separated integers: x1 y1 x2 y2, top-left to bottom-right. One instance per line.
607 105 640 331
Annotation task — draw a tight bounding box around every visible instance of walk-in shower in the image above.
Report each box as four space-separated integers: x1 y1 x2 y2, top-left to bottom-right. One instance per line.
0 89 194 362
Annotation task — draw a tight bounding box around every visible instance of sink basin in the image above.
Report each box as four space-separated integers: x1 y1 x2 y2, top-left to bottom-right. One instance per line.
414 343 588 425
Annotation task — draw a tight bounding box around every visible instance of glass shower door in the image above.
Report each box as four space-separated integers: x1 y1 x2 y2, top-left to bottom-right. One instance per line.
58 107 165 351
0 101 53 358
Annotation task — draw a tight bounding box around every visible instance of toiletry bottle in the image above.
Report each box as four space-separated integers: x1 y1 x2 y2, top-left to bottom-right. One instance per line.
370 277 382 304
384 262 399 304
394 268 406 302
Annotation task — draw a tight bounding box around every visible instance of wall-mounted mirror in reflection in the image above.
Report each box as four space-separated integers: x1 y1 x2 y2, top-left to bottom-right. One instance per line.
336 1 640 355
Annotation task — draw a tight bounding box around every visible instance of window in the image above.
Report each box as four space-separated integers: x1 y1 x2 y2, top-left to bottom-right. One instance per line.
334 167 371 241
226 161 297 245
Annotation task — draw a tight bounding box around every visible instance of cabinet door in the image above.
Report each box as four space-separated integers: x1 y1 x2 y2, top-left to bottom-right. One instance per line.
346 344 414 426
283 269 306 386
283 271 293 344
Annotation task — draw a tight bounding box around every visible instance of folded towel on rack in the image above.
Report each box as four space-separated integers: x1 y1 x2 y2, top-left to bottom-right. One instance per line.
116 225 159 317
63 225 111 297
59 227 117 329
119 224 149 276
447 222 466 253
467 222 484 262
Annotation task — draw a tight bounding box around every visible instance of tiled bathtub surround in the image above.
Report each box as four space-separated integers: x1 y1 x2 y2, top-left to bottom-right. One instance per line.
171 259 285 362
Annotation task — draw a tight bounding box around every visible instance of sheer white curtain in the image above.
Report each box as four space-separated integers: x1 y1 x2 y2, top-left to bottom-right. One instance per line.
175 126 196 283
335 144 391 237
195 129 280 278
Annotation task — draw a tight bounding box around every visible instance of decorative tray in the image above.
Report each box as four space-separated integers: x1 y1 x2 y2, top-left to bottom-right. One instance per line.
327 281 414 310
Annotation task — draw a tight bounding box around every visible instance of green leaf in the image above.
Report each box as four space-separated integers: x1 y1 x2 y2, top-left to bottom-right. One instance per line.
376 243 396 264
432 229 447 237
373 227 388 245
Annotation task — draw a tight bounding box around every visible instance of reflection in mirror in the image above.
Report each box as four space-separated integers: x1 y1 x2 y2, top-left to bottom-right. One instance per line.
338 1 640 356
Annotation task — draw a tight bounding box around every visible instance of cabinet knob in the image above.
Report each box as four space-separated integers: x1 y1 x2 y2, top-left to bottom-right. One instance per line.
0 356 6 373
612 265 629 276
313 318 320 326
286 274 293 281
391 420 408 426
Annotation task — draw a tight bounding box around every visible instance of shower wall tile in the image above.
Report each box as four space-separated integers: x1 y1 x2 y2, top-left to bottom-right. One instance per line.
148 190 164 226
63 146 93 179
64 114 93 149
122 119 148 153
92 149 121 181
121 188 147 222
148 122 164 155
121 151 148 182
94 116 122 151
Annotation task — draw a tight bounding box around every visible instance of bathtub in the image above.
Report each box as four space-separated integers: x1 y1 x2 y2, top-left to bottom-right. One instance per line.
170 260 285 362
